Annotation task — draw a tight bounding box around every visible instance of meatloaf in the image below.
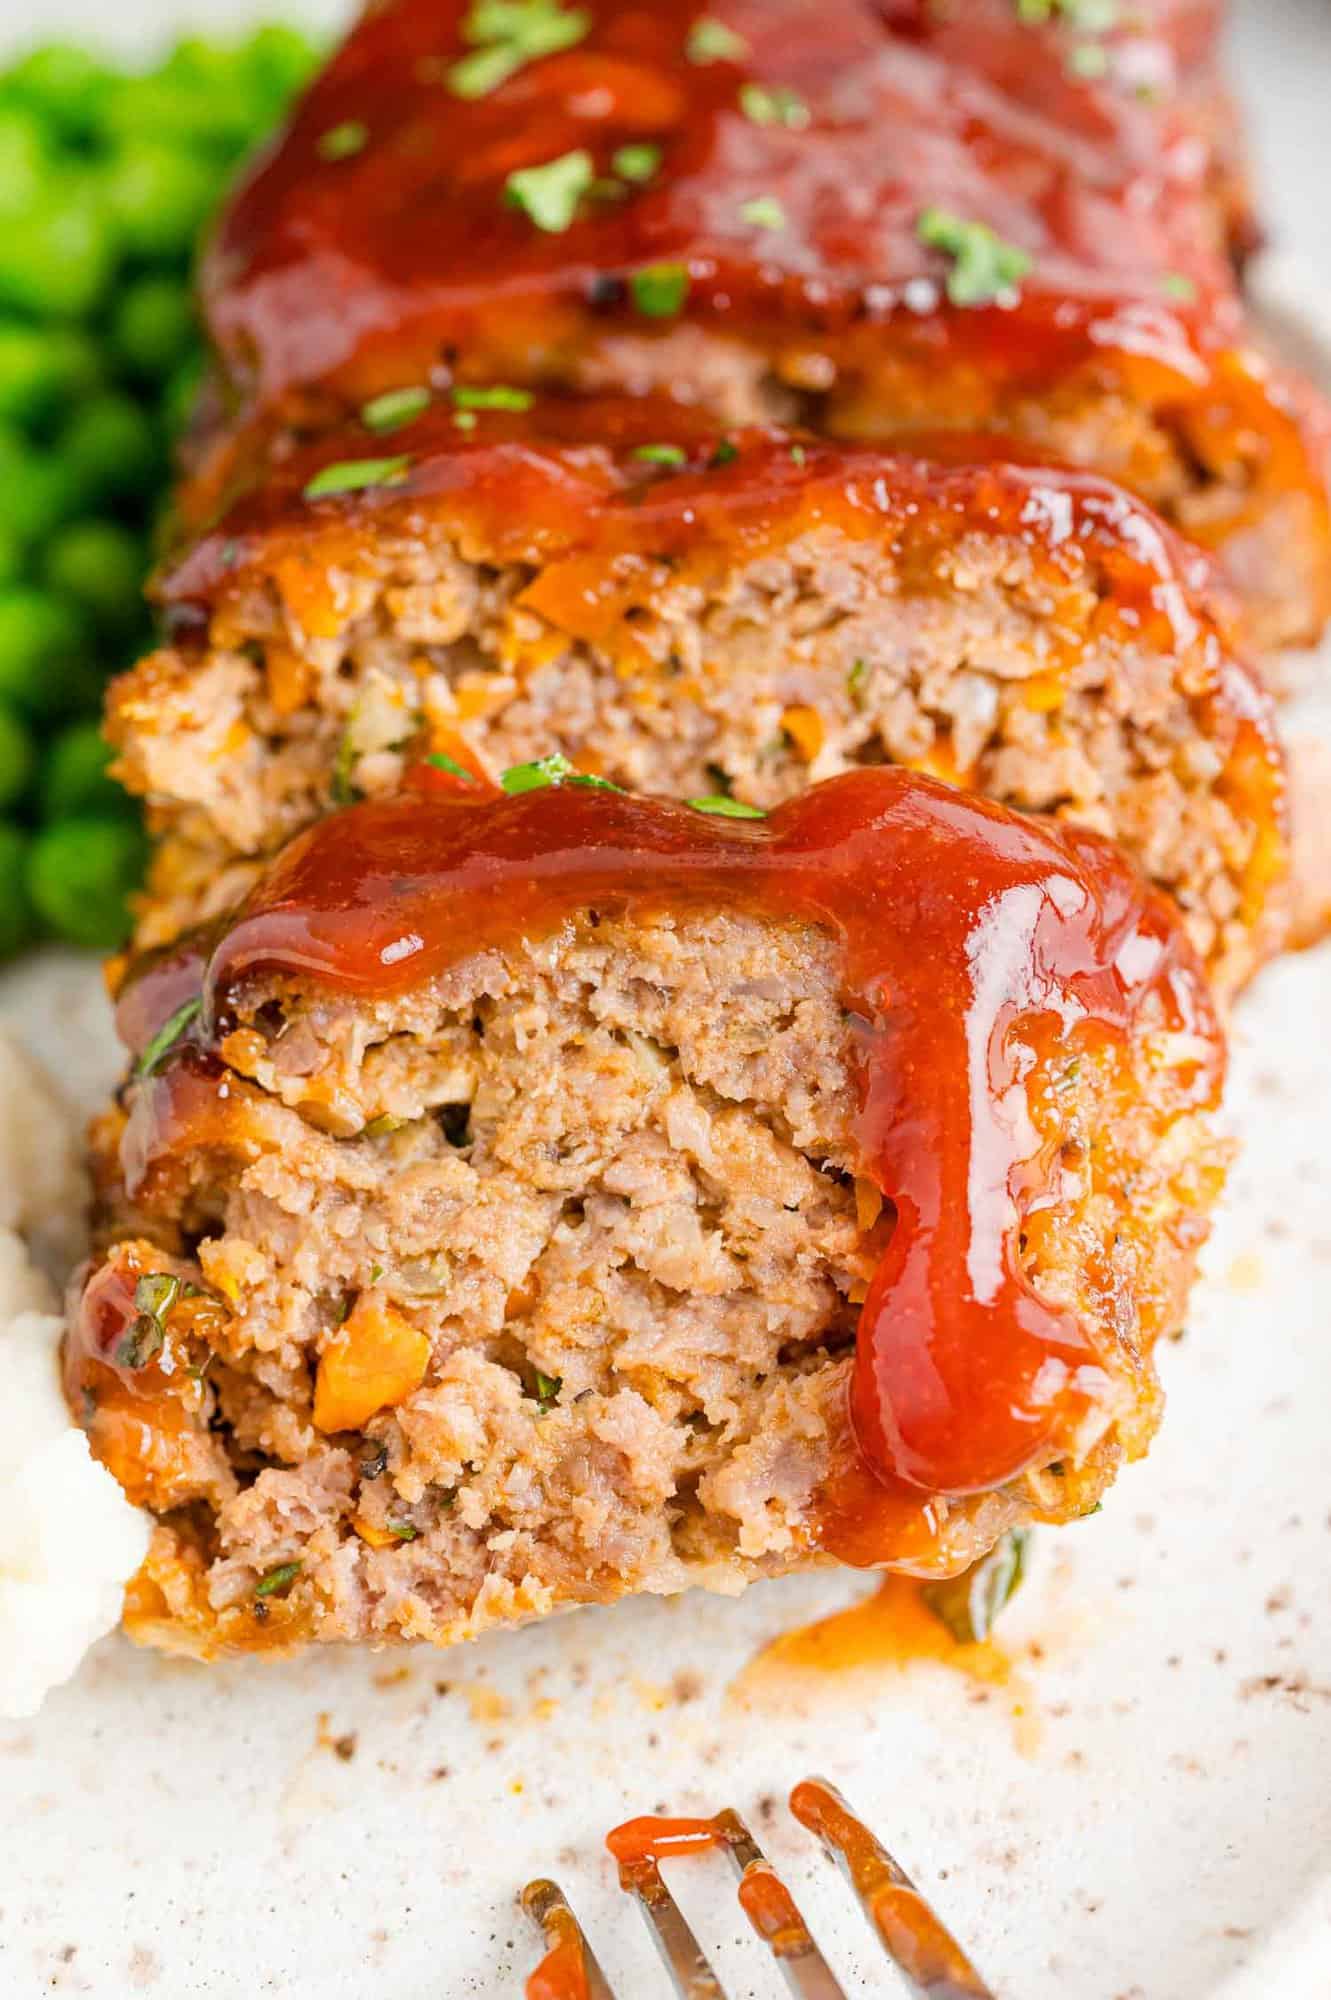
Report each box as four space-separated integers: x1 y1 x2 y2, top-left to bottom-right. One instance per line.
190 0 1331 648
70 768 1227 1658
116 398 1288 997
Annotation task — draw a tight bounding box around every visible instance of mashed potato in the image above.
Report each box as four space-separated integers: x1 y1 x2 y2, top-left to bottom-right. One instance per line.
0 1033 149 1718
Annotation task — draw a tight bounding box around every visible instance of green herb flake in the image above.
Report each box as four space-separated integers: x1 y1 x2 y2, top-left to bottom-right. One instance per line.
533 1369 562 1410
317 119 368 163
633 443 688 467
740 194 786 231
449 0 591 99
739 83 811 130
1068 39 1109 77
361 1442 389 1480
114 1314 165 1371
330 724 360 807
134 1273 180 1323
630 262 690 318
362 1114 405 1138
612 143 662 184
500 753 621 794
303 455 413 501
426 751 478 782
452 384 535 412
368 1264 385 1286
504 148 595 232
255 1560 303 1599
916 207 1033 308
921 1527 1030 1645
1017 0 1118 24
454 410 479 431
686 795 767 819
136 997 203 1079
388 1521 419 1542
1161 271 1197 304
847 656 868 700
361 386 432 433
789 443 806 466
687 16 750 63
710 437 739 467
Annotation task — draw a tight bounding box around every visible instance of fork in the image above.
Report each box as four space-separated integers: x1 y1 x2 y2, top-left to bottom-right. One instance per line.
521 1775 997 1998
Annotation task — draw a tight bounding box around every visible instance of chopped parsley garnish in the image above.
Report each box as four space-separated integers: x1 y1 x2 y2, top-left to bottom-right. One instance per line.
388 1521 419 1542
330 723 360 806
426 751 478 782
361 386 432 433
612 143 662 185
710 437 739 467
452 384 535 411
740 194 786 230
1068 40 1110 77
789 443 806 466
1161 271 1197 303
135 1273 180 1322
362 1114 406 1138
687 795 766 818
368 1264 385 1286
633 443 688 467
361 1442 389 1480
500 753 621 794
687 17 750 63
114 1314 165 1371
1018 0 1117 22
630 262 690 318
449 0 591 99
739 83 810 130
921 1527 1030 1645
847 656 868 699
454 410 478 431
916 207 1033 307
303 455 413 500
316 119 368 163
136 996 202 1079
504 148 595 232
533 1369 562 1410
255 1561 303 1598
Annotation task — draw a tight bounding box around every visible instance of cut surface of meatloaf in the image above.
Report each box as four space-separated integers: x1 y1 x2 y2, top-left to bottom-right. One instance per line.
192 0 1331 646
118 400 1288 996
70 769 1227 1659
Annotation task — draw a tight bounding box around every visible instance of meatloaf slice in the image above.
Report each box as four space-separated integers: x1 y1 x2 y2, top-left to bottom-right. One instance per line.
116 400 1288 997
191 0 1331 647
69 769 1227 1660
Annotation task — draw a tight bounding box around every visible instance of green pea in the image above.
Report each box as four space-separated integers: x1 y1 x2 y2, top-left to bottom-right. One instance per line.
0 424 78 546
43 519 146 634
0 179 117 320
0 824 35 960
0 322 102 430
59 394 160 508
100 71 254 161
0 107 49 218
39 720 134 821
111 276 197 381
161 352 204 441
0 706 35 811
243 25 321 105
0 587 96 721
0 527 20 588
102 139 221 262
3 43 112 143
27 815 147 951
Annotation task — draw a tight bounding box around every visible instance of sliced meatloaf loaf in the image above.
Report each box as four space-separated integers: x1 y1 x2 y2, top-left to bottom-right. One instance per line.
116 399 1288 997
192 0 1331 646
69 768 1227 1659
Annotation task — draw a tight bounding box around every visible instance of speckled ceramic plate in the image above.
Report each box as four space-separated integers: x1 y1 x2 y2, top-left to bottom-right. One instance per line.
2 4 1330 1996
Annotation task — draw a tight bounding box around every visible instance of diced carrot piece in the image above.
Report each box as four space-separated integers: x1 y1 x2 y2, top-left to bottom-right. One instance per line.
313 1294 431 1433
781 703 825 762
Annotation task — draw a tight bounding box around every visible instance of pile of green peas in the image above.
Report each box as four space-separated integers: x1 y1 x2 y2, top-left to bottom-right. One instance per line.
0 28 320 958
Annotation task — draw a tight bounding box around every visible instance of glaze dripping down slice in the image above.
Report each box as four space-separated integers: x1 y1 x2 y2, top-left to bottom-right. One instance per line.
71 768 1227 1659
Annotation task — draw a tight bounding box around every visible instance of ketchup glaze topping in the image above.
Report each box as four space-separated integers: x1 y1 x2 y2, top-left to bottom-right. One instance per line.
204 0 1238 417
111 767 1224 1542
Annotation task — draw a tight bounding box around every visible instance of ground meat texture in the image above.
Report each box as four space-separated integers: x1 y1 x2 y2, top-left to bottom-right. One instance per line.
68 771 1227 1661
117 405 1288 999
189 0 1331 648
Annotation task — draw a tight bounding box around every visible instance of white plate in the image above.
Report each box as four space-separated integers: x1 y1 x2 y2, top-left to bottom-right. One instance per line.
2 4 1330 1995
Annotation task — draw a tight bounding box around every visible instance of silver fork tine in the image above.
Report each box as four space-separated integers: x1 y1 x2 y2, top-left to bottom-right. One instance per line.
610 1847 728 1999
711 1809 849 2000
520 1878 620 2000
790 1779 997 2000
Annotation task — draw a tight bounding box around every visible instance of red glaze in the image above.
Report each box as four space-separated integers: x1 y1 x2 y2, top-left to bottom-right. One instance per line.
525 1906 591 2000
113 768 1224 1536
206 0 1236 418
